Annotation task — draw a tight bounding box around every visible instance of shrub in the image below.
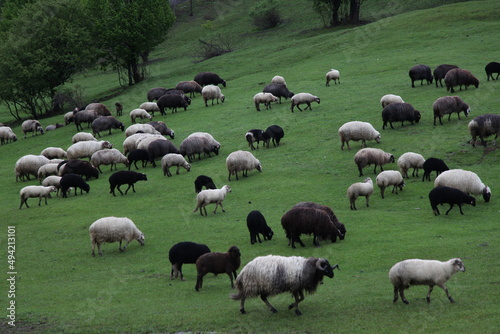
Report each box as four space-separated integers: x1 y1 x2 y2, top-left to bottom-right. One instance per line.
249 0 283 30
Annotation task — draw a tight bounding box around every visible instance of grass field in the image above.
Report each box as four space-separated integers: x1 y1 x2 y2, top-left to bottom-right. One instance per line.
1 0 499 333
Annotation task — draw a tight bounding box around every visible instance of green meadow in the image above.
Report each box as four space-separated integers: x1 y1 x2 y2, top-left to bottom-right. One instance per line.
1 0 499 332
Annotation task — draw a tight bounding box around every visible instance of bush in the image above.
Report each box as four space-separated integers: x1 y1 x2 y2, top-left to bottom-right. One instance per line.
250 0 283 30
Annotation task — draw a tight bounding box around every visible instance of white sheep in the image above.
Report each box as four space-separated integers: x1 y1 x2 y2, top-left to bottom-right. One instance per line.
389 258 465 304
0 126 17 144
130 108 152 123
380 94 404 108
338 121 381 150
180 132 221 162
89 217 145 256
122 133 157 155
64 111 74 125
41 175 63 196
376 170 405 199
325 69 340 86
19 185 57 209
15 154 50 182
21 119 44 138
193 185 231 216
139 102 160 116
72 132 97 143
67 140 113 160
354 148 395 177
201 84 225 107
40 147 67 159
226 150 262 181
271 75 287 86
290 93 320 112
90 148 129 173
37 163 60 180
397 152 425 179
136 135 167 151
125 123 160 137
253 92 279 111
161 153 191 177
346 177 373 210
434 169 491 202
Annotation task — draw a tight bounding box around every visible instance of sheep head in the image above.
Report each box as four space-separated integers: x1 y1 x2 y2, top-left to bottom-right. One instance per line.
315 259 338 278
452 258 466 273
482 186 491 202
137 233 145 246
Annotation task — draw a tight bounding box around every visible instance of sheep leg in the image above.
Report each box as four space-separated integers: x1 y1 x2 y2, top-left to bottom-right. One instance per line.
202 206 208 216
125 183 136 194
380 187 385 199
349 198 356 210
239 297 247 314
288 290 304 316
399 286 409 304
392 286 399 303
365 195 370 207
426 285 434 303
195 274 204 291
176 165 180 174
260 295 277 313
296 104 303 112
116 185 124 195
305 102 312 111
445 204 456 215
438 284 455 303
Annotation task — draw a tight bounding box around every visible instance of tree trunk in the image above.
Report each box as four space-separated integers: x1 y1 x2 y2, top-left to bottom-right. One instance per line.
349 0 361 24
330 0 341 26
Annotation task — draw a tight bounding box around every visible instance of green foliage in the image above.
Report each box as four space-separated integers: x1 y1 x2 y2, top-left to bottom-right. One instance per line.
249 0 283 30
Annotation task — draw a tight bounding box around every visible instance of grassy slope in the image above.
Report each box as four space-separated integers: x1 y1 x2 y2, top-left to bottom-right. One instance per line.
1 0 499 333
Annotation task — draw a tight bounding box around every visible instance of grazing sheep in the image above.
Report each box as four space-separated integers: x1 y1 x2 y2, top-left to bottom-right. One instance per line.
376 170 405 199
125 124 160 137
380 94 404 108
194 175 217 193
156 94 189 115
429 186 476 216
382 103 421 129
60 173 90 198
290 93 320 112
245 129 269 150
226 150 262 181
179 132 221 162
193 185 231 216
122 133 152 155
130 108 152 123
135 135 168 153
41 175 62 196
434 169 491 202
263 83 294 103
175 81 203 98
485 61 500 81
57 160 99 180
338 121 381 150
0 126 17 144
147 87 168 102
74 109 98 131
67 140 113 160
89 217 144 257
409 64 433 87
115 102 123 116
169 242 211 280
21 120 44 138
202 85 225 107
72 132 97 143
90 149 129 173
127 149 149 170
444 68 480 93
15 155 50 182
91 116 125 138
108 171 147 196
41 147 67 159
468 114 500 147
45 123 64 131
421 157 449 182
147 121 174 139
354 148 395 177
161 153 191 177
265 125 284 147
292 202 345 241
389 258 465 304
232 255 338 315
37 163 60 180
253 92 279 111
271 75 286 86
432 96 471 125
397 152 425 178
147 139 179 167
85 103 111 116
139 102 160 116
19 185 57 209
246 210 274 244
325 69 340 86
194 72 227 87
64 111 74 125
347 177 373 210
195 246 240 291
433 64 459 87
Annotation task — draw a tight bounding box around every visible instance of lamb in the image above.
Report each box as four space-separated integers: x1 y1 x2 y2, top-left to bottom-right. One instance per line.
19 185 57 209
37 163 60 180
433 64 459 87
325 69 340 86
397 152 425 178
127 149 149 170
376 170 405 199
231 255 338 315
85 103 111 116
338 121 381 150
346 177 373 210
91 116 125 137
253 92 279 111
57 160 99 180
434 169 491 202
354 148 395 177
89 217 145 256
389 258 465 304
245 129 269 150
444 68 480 93
0 126 17 144
60 173 90 198
72 132 97 143
147 87 168 102
226 150 262 181
130 108 152 123
429 186 476 215
271 75 286 86
139 102 160 116
169 241 211 280
147 121 174 138
64 111 74 125
194 72 227 87
468 113 500 147
41 176 63 196
194 175 217 193
179 132 221 162
15 155 50 181
193 185 232 216
246 210 274 244
485 61 500 81
382 103 421 129
380 94 404 108
202 85 225 107
74 109 98 131
90 149 129 173
195 246 240 291
290 93 320 112
125 124 160 137
115 102 123 116
265 125 284 147
263 83 294 103
40 147 67 159
67 140 113 160
422 157 450 182
292 202 345 241
161 153 191 177
21 120 44 138
432 96 471 125
108 170 148 196
156 94 189 114
409 64 433 87
147 139 179 167
175 81 203 98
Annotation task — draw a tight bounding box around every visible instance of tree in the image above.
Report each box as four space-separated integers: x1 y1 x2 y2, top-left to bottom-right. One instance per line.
311 0 362 27
85 0 176 86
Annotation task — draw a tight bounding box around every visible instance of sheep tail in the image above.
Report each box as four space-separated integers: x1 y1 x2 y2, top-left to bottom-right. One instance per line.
230 291 242 300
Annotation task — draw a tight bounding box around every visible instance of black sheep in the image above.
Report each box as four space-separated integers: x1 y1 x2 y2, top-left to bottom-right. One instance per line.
127 149 149 170
163 89 192 105
60 173 90 198
91 116 125 138
109 171 147 196
409 64 433 87
265 125 284 147
194 72 226 87
194 175 217 193
382 103 421 129
293 202 345 241
246 210 274 244
156 94 189 115
433 64 459 87
169 241 211 280
147 121 174 139
245 129 269 150
58 160 99 180
422 157 449 182
263 83 294 103
429 186 476 215
147 87 168 101
485 62 500 81
147 139 179 167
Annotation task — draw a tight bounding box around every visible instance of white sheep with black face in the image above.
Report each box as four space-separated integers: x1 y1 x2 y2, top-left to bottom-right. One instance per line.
325 69 340 86
434 169 491 202
201 85 225 107
226 150 262 181
397 152 425 179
